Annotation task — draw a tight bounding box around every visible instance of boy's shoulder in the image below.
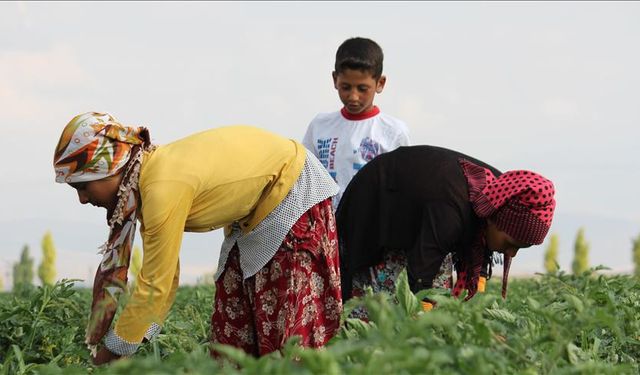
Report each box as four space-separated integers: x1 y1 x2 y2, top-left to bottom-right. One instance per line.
312 110 342 120
309 110 344 125
376 111 410 132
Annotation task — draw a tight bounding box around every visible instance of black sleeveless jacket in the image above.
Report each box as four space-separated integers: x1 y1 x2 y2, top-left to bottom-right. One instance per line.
335 145 501 300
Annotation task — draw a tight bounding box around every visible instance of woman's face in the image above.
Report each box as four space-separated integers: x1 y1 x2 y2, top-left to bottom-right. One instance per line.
69 173 123 220
485 220 531 257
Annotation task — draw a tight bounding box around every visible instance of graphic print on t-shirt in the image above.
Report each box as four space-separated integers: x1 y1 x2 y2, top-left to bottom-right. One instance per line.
302 109 410 210
317 137 338 181
353 137 381 170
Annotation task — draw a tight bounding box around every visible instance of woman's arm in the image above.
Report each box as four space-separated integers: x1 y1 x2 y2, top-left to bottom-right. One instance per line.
104 182 193 356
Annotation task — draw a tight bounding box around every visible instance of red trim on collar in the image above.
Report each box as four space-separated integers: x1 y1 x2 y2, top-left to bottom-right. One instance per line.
340 106 380 121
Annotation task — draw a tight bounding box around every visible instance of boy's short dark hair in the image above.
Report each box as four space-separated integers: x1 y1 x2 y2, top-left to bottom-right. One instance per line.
334 37 384 79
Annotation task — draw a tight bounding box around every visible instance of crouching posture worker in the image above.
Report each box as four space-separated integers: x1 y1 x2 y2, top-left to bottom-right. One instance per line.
53 112 343 364
336 145 556 312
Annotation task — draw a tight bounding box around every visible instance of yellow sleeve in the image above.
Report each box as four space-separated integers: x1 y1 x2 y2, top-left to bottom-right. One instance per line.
113 181 193 343
157 260 180 324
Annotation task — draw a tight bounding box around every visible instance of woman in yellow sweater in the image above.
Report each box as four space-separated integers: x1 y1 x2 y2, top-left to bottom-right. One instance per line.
53 112 342 364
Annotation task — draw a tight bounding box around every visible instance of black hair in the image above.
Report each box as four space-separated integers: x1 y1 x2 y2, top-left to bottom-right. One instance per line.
334 37 384 79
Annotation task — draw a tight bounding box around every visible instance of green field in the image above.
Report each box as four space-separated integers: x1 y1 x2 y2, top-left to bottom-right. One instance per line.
1 269 639 374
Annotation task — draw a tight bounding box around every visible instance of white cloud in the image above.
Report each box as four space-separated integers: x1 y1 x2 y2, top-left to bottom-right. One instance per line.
0 44 92 124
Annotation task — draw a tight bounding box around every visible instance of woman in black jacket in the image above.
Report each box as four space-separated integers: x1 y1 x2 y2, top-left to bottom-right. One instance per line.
335 145 556 311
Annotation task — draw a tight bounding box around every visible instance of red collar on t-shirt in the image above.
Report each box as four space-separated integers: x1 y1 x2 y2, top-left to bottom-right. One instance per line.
340 106 380 121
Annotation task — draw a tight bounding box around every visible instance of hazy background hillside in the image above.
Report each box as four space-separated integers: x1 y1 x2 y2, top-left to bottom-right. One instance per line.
3 212 637 288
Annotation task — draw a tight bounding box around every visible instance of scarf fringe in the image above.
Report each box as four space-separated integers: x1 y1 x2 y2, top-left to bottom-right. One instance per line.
458 158 497 218
108 146 145 228
98 144 156 264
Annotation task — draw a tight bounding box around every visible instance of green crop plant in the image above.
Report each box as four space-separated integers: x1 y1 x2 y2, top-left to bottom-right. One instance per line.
1 268 638 374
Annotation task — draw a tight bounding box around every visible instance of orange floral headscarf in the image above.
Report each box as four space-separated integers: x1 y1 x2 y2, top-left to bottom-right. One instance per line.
53 112 155 354
54 112 150 183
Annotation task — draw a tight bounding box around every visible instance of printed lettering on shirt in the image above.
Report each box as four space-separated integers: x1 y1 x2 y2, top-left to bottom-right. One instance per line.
329 138 338 170
317 138 331 168
317 138 339 181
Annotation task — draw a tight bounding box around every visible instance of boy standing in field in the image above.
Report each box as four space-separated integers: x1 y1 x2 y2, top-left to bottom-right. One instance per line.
303 37 410 210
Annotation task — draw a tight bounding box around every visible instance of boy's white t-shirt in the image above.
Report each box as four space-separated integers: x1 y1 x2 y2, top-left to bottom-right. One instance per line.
302 106 410 209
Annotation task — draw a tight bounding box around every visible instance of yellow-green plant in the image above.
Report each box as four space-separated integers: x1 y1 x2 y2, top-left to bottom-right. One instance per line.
544 233 560 273
572 228 590 275
632 233 640 277
38 231 57 286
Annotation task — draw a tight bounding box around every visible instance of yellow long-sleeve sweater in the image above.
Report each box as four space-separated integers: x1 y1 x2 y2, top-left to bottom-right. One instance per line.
113 125 306 344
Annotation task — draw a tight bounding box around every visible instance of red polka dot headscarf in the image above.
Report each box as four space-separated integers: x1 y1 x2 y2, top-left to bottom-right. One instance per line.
460 159 556 245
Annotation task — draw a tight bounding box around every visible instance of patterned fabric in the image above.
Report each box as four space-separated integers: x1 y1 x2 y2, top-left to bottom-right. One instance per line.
52 112 155 352
211 199 342 356
104 323 162 356
454 158 556 301
459 158 556 245
215 150 339 281
451 228 494 301
53 112 150 183
454 252 511 299
350 250 453 320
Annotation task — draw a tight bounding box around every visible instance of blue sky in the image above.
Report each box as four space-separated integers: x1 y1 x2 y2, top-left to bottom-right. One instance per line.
1 2 639 289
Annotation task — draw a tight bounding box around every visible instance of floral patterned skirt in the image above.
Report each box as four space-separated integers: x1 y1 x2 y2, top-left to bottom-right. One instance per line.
350 250 453 319
210 199 342 356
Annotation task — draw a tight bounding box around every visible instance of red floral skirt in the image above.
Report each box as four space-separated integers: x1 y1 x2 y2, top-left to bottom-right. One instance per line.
210 198 342 356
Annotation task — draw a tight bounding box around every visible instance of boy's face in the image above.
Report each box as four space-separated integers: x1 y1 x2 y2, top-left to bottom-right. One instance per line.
333 68 386 115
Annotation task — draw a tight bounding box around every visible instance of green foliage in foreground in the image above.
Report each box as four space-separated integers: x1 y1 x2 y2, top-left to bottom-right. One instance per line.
1 268 639 374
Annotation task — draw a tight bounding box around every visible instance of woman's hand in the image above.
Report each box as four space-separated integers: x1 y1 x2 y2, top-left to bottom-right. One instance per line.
92 346 122 366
